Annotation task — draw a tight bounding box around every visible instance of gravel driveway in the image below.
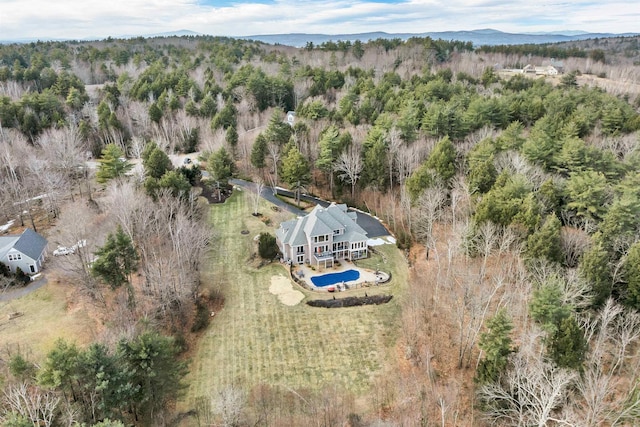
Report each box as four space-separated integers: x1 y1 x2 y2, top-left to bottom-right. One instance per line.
0 276 48 302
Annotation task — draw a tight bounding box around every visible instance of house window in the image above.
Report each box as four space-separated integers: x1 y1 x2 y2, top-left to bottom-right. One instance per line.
7 253 21 261
29 265 35 273
297 255 304 264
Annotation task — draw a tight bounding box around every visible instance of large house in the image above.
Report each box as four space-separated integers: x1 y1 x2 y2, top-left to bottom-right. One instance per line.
523 64 559 76
276 203 368 268
0 228 48 275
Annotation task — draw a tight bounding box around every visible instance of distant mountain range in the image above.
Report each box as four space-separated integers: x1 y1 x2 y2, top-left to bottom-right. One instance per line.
2 28 637 47
0 29 202 44
237 29 639 48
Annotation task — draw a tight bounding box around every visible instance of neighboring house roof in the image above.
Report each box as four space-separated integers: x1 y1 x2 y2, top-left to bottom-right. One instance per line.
0 236 20 260
550 59 564 68
14 228 47 259
0 228 47 260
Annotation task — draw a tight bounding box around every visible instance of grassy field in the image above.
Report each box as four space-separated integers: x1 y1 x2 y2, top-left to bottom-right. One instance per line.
181 189 408 408
0 281 97 360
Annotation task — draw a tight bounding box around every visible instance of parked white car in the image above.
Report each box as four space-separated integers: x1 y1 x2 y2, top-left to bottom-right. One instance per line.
53 246 74 256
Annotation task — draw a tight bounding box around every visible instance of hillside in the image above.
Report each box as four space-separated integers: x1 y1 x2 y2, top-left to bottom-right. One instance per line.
239 28 639 48
1 34 640 426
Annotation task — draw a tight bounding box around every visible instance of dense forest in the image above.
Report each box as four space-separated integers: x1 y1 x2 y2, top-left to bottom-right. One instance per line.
1 33 640 426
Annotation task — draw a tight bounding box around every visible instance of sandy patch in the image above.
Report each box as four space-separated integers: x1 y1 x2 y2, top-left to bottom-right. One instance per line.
269 275 304 306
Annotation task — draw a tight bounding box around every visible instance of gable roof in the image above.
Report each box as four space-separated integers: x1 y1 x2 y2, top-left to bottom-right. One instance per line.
0 228 47 260
277 203 368 247
0 236 20 259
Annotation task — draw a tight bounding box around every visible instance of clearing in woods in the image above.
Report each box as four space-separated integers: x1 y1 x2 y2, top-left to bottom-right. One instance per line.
0 279 97 359
182 189 408 407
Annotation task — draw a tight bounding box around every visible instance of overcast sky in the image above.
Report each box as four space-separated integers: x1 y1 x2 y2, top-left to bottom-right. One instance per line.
1 0 639 41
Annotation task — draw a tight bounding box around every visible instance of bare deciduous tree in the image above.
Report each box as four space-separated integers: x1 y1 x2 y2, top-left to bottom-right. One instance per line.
104 182 210 322
451 272 505 369
476 221 500 280
0 128 33 226
570 300 640 427
129 136 147 159
2 382 60 427
334 144 362 199
215 386 246 427
266 141 281 189
560 226 592 268
413 183 447 260
52 200 108 303
478 348 576 427
387 127 402 190
251 177 264 216
449 174 472 228
396 142 426 186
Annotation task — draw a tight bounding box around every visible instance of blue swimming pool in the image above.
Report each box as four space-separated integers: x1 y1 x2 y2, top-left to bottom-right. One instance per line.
311 269 360 287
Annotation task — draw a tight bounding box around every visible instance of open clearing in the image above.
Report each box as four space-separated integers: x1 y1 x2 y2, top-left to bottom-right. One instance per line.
0 279 97 359
181 190 408 408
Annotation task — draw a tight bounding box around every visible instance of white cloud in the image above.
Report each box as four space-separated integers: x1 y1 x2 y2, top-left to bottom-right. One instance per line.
1 0 638 41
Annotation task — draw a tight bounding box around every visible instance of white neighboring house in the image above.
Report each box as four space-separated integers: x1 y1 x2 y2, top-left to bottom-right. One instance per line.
0 228 48 275
276 203 368 268
523 64 559 76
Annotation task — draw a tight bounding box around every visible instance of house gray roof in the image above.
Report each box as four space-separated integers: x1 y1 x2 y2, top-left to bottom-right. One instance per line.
277 218 307 247
277 203 368 248
303 208 334 237
289 217 309 246
5 228 47 260
0 236 19 259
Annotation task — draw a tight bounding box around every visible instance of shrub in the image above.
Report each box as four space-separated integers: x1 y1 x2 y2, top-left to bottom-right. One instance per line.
15 267 30 285
395 229 412 250
258 232 280 260
0 261 10 276
191 298 211 333
8 353 36 380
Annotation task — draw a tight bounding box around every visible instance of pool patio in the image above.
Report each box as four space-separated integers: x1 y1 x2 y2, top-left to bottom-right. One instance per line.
291 259 390 292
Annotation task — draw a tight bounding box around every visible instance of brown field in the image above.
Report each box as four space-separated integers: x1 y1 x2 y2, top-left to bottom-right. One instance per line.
0 275 98 360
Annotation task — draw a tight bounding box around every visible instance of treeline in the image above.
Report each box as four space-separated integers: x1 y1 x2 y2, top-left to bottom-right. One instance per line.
310 36 473 62
3 332 185 426
477 42 590 59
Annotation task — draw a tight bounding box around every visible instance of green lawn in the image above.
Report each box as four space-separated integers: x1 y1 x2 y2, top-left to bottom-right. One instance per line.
181 189 408 408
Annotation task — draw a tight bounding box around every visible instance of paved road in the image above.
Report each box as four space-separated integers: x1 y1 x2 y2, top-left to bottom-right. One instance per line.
230 179 389 238
0 276 48 302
